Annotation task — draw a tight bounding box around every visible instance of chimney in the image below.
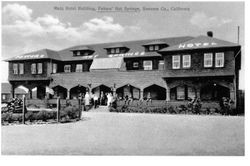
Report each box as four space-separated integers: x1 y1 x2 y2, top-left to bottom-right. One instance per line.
207 31 213 37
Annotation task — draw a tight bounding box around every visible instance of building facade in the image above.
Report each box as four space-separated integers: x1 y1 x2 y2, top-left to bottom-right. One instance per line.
5 33 241 106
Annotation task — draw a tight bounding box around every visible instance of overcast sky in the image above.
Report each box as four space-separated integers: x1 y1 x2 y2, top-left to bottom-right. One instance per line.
0 1 245 89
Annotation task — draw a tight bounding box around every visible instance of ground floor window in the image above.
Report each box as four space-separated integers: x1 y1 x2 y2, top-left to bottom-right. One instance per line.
170 85 196 100
143 60 153 70
76 64 83 72
64 65 71 73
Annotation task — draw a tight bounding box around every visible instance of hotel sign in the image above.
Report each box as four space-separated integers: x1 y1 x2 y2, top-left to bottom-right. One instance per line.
108 52 145 58
178 42 218 49
15 54 45 59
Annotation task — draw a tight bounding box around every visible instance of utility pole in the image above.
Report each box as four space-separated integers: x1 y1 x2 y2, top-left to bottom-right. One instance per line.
237 26 240 44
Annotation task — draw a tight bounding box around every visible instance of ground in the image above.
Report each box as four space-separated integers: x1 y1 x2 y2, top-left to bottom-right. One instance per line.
1 108 244 155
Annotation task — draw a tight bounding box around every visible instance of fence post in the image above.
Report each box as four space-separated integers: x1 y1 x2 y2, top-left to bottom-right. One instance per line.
78 99 82 120
22 96 26 124
57 97 60 123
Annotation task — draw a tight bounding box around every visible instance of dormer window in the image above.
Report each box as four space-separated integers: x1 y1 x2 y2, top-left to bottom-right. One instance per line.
143 41 168 52
115 48 120 53
71 46 94 56
105 44 129 54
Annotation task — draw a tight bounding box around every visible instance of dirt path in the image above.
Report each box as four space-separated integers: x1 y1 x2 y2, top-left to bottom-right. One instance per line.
1 113 244 155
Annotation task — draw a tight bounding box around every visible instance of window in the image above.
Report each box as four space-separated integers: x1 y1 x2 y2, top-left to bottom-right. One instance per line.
215 52 224 67
76 64 83 72
133 62 139 68
19 63 24 74
64 65 71 73
31 63 36 74
204 53 213 67
143 60 153 70
158 60 165 70
52 63 57 73
13 63 18 74
76 51 81 56
182 55 191 68
177 86 185 100
37 63 43 74
172 55 180 69
111 48 115 54
115 48 120 53
155 45 159 50
2 94 6 100
149 45 154 51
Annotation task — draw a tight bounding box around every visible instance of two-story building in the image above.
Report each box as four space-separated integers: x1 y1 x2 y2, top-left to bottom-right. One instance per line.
5 32 241 107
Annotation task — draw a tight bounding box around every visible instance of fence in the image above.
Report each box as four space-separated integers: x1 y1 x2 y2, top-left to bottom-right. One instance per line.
21 96 82 124
117 100 220 109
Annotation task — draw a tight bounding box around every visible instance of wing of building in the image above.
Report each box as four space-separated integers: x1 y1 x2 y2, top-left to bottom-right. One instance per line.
5 32 241 107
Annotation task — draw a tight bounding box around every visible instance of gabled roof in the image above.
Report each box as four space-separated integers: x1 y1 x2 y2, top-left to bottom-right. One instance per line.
142 40 167 46
90 57 124 70
58 36 193 61
1 83 27 94
5 49 61 61
104 43 127 49
159 35 239 52
70 46 94 51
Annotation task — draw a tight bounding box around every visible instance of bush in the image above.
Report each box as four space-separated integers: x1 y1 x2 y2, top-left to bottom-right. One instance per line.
60 106 80 122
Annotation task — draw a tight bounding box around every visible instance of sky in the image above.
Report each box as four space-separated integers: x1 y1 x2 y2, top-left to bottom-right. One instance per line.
0 1 245 89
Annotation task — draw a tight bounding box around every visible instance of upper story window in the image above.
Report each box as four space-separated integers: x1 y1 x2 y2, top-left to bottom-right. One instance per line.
31 63 36 74
13 64 18 74
215 52 224 67
76 64 83 72
37 63 43 74
76 51 81 56
111 48 115 54
182 55 191 68
19 63 24 74
115 48 120 53
143 60 153 70
158 60 165 70
172 55 180 69
31 63 43 74
204 53 213 68
64 65 71 73
52 63 57 74
148 45 160 51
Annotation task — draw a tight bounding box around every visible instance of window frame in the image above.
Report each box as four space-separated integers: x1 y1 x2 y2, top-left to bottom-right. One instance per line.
154 45 159 51
143 60 153 70
204 53 213 68
75 64 83 72
19 63 24 74
149 45 154 51
172 55 181 69
133 62 139 68
158 60 165 70
52 63 57 74
13 63 18 75
115 48 120 54
182 54 191 68
215 52 224 68
64 65 71 73
31 63 37 74
37 63 43 74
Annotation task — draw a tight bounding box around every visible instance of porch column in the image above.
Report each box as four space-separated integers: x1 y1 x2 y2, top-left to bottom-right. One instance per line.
230 86 236 101
28 89 32 99
67 89 70 99
166 86 170 102
196 87 201 99
140 88 144 100
10 83 15 98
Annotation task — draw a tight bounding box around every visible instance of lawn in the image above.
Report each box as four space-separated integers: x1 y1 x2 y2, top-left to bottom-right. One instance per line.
1 112 244 155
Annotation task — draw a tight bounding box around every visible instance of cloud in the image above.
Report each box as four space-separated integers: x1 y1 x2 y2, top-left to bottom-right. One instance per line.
2 3 141 59
2 3 32 23
190 12 232 29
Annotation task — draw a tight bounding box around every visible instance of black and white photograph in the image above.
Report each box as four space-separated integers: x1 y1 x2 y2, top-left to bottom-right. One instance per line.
0 0 246 160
